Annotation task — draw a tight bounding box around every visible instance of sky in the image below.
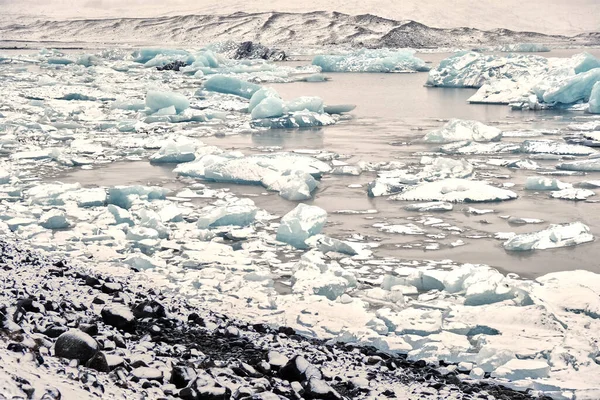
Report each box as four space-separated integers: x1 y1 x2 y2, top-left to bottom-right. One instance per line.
1 0 598 35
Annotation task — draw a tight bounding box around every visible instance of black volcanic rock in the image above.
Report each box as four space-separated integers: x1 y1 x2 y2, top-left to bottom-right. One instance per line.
54 330 98 363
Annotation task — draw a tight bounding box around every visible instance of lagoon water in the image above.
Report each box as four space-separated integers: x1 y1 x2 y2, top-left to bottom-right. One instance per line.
60 49 600 278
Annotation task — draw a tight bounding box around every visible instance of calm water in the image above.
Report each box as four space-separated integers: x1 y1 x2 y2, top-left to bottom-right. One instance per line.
61 49 600 278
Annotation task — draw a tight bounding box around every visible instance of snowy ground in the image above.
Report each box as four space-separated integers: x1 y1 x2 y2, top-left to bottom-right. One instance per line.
1 45 600 399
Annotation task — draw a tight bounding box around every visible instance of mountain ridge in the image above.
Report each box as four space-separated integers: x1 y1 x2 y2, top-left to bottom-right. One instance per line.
0 11 597 49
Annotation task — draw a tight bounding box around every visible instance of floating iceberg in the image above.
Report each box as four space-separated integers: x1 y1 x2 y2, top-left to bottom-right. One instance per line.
503 222 593 251
203 75 261 99
393 179 518 203
541 68 600 105
107 186 169 209
252 111 336 129
551 188 595 201
276 204 327 249
251 97 285 119
196 198 258 228
145 90 190 114
248 87 280 112
557 158 600 172
423 119 502 143
133 48 190 64
149 140 197 163
175 152 329 200
312 49 429 73
524 177 572 191
286 96 324 113
589 81 600 114
497 43 550 53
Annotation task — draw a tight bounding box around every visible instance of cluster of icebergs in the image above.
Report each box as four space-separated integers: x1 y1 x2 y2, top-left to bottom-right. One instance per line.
427 51 600 112
2 45 600 398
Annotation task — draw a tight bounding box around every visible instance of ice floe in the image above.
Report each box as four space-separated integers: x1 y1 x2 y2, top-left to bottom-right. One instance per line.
503 222 593 250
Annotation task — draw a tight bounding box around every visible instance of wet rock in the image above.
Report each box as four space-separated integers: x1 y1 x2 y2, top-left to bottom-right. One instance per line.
157 61 187 71
78 323 99 336
280 355 321 382
132 367 163 382
54 330 98 363
43 324 69 338
303 377 342 400
268 351 289 370
101 282 122 294
132 300 166 319
170 365 197 388
86 351 110 373
234 41 287 61
101 304 136 332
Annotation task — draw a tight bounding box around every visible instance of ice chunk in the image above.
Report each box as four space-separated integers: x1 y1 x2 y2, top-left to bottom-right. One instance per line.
423 119 502 143
263 170 318 201
145 90 189 114
589 81 600 114
498 43 550 52
491 359 550 380
519 140 596 156
252 111 336 129
557 158 600 172
404 202 454 212
393 179 518 203
323 104 356 114
286 97 324 113
304 235 358 256
196 198 258 228
503 222 593 251
248 87 280 112
40 209 70 229
107 186 169 209
276 204 327 249
124 253 166 270
312 49 429 73
551 188 595 200
542 68 600 105
133 48 190 64
203 75 261 99
107 204 134 226
251 97 285 119
149 139 197 164
524 177 572 191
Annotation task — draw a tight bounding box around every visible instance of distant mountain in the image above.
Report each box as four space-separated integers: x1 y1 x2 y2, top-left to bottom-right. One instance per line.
0 11 597 49
2 0 598 35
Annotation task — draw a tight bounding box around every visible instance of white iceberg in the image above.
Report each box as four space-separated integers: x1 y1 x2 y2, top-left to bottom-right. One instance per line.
423 119 502 143
393 179 518 203
312 49 429 73
196 198 258 229
145 90 190 114
503 222 593 251
276 204 327 249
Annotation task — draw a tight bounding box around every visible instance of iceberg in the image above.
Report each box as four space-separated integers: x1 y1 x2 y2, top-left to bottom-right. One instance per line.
392 179 518 203
251 97 285 119
551 188 595 200
276 204 327 249
251 111 336 129
248 87 280 112
557 158 600 172
423 119 502 143
40 209 70 230
149 140 197 164
589 81 600 114
542 68 600 105
203 75 261 99
491 359 550 380
503 222 593 251
107 186 169 209
498 43 550 53
133 48 190 64
196 198 258 229
145 90 190 114
286 97 324 113
312 49 429 73
524 177 572 191
323 104 356 114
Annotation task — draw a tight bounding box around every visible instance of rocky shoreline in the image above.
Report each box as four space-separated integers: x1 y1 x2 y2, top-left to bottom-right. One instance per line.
0 240 550 399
